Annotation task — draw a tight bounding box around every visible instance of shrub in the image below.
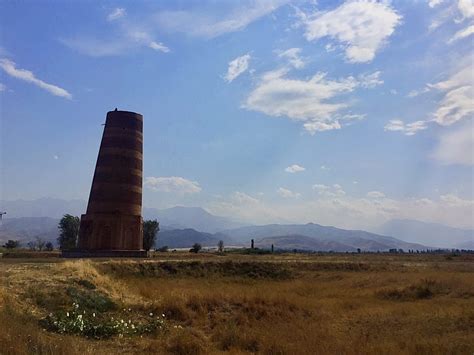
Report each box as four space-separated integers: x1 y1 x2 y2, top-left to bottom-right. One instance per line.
41 302 167 339
167 328 206 355
66 287 116 313
2 240 20 249
190 243 202 253
377 279 442 301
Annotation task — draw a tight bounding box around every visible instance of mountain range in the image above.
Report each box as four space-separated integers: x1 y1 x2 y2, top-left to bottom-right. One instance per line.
374 219 474 249
0 198 243 234
1 198 472 251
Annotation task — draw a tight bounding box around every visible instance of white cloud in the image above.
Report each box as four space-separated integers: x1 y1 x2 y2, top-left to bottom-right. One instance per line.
430 63 474 126
0 58 72 99
358 71 384 88
285 164 305 173
231 191 260 205
432 121 474 165
224 54 251 83
449 24 474 43
458 0 474 19
320 165 330 171
145 176 202 194
154 0 289 38
148 41 170 53
407 87 430 98
0 83 5 92
243 68 381 134
429 0 445 8
62 19 169 56
384 119 428 136
440 193 474 207
367 191 385 199
53 155 59 160
277 187 301 198
278 48 305 69
107 8 126 22
312 183 345 197
300 1 401 63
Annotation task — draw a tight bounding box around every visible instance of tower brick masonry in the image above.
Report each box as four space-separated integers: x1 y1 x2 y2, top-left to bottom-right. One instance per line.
75 110 145 256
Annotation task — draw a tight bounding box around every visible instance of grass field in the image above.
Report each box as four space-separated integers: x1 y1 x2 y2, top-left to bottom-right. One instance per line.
0 252 473 354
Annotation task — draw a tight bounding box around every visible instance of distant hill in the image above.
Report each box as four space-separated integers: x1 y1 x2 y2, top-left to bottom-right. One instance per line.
156 228 222 248
256 235 357 252
1 199 244 234
221 223 430 252
0 217 59 245
456 240 474 250
375 219 474 249
144 206 245 233
1 199 450 252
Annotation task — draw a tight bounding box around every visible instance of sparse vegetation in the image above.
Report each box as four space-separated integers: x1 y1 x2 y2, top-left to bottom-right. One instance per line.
0 253 473 354
217 240 224 253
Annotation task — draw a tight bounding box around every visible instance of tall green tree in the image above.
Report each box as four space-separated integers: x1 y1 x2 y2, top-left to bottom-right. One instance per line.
58 214 80 250
143 220 159 251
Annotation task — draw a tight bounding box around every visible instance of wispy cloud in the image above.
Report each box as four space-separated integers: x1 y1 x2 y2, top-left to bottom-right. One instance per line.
407 87 430 98
432 120 473 166
458 0 474 20
224 53 251 82
384 119 428 136
62 12 169 56
428 0 445 8
277 48 305 69
107 8 126 22
154 0 289 38
285 164 305 173
0 58 72 99
0 83 5 92
298 1 401 63
312 183 346 197
430 62 473 126
243 68 382 134
148 41 170 52
145 176 202 194
367 191 385 199
277 187 301 198
448 24 474 43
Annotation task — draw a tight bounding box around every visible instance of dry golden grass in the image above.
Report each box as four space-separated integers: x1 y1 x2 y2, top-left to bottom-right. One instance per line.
0 253 473 354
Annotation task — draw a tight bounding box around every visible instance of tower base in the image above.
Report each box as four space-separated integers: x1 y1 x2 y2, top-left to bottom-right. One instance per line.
62 249 150 258
78 213 143 250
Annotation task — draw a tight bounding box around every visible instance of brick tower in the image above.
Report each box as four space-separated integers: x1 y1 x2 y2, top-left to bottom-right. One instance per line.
76 110 145 256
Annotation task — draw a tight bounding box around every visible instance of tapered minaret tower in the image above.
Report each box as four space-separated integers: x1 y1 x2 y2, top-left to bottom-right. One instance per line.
76 110 145 256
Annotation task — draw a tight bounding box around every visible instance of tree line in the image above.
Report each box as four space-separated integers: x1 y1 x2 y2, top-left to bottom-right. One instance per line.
2 214 229 253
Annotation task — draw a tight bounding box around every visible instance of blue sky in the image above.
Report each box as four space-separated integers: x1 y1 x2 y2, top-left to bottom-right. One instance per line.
1 0 473 229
